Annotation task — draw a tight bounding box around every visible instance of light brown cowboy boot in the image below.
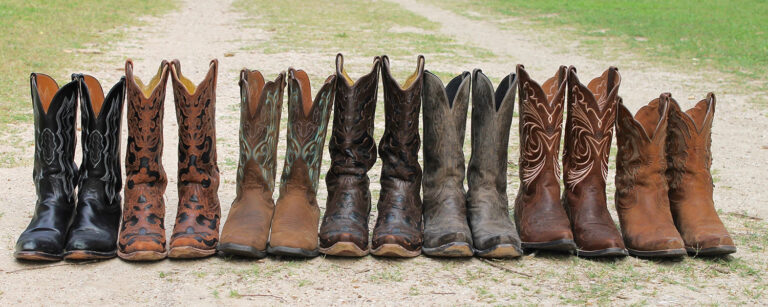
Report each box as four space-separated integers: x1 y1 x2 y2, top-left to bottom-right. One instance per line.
218 70 285 258
268 68 335 257
666 93 735 256
615 93 686 258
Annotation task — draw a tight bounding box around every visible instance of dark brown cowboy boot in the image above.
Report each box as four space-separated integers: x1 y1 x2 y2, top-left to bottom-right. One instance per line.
15 74 78 261
667 93 736 256
168 59 221 259
118 60 170 261
421 70 473 257
563 66 627 257
514 65 576 253
319 54 380 257
615 93 686 258
467 69 522 258
371 55 425 258
218 70 285 258
268 68 335 258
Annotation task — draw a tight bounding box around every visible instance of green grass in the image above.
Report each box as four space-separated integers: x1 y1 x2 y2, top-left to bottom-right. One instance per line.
431 0 768 79
0 0 176 128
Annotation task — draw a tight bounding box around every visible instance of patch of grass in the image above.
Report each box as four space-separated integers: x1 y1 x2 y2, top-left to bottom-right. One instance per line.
229 289 241 299
0 0 177 130
430 0 768 79
232 0 493 64
369 268 404 283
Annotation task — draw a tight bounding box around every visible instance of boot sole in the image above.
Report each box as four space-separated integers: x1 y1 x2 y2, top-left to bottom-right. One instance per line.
522 239 578 253
577 247 628 258
686 245 737 256
117 250 167 261
319 242 369 257
475 244 523 259
63 250 116 260
14 251 62 261
628 248 687 258
267 245 319 258
217 243 267 258
371 244 421 258
423 242 474 257
168 246 216 259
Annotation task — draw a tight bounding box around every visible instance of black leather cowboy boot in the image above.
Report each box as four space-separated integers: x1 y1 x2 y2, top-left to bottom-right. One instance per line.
64 74 125 260
421 70 473 257
15 74 79 261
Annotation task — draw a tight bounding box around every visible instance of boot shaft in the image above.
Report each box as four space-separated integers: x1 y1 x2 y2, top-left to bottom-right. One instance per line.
516 65 566 190
124 60 169 188
422 70 470 193
328 53 380 176
237 69 285 195
563 66 620 191
468 69 516 196
281 68 336 195
666 93 716 195
170 59 219 188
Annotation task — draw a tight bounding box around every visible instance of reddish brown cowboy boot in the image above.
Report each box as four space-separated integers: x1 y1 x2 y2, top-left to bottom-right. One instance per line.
319 54 380 257
615 93 686 258
562 66 627 257
514 65 576 253
667 93 736 256
118 60 170 261
268 68 335 258
168 59 221 258
218 70 285 258
371 55 425 257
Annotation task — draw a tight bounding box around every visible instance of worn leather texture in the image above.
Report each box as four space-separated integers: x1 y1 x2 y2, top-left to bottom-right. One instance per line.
15 74 79 260
466 69 522 255
65 74 125 258
615 94 685 253
169 59 221 256
118 60 170 259
319 54 380 253
219 70 285 256
514 65 574 247
421 70 472 252
562 66 626 255
371 55 425 255
666 93 735 253
270 68 335 255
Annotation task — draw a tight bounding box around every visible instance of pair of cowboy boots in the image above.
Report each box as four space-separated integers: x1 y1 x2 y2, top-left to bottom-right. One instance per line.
16 73 125 261
219 67 335 258
316 54 425 258
515 65 627 257
420 69 523 258
615 93 735 257
117 59 221 261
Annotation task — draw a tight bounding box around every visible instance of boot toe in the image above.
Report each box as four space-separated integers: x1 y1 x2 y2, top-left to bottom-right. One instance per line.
16 235 63 257
66 229 116 252
319 231 368 251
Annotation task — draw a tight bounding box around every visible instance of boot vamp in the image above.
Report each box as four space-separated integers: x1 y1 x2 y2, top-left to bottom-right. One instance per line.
220 189 273 250
676 215 734 249
617 185 682 251
320 176 371 249
170 184 220 250
423 188 472 248
515 186 572 243
17 196 75 254
67 190 121 252
119 185 167 253
373 180 423 251
467 193 519 250
271 189 320 250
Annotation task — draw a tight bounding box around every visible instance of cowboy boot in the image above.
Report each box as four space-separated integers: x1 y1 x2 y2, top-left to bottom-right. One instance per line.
667 93 736 256
15 74 79 261
319 54 380 257
118 60 170 261
218 69 285 258
371 55 425 258
64 74 125 260
514 65 576 252
268 68 335 257
615 93 686 257
168 59 221 258
467 69 522 258
421 70 473 257
563 66 627 257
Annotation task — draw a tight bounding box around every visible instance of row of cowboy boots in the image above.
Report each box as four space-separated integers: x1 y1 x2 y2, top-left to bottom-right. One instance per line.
16 73 125 261
117 59 221 261
218 66 335 258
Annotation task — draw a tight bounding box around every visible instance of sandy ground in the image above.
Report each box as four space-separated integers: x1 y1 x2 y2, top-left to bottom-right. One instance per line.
1 0 766 305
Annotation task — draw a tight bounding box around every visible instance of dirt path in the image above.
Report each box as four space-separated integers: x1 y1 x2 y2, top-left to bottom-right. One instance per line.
1 0 766 305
